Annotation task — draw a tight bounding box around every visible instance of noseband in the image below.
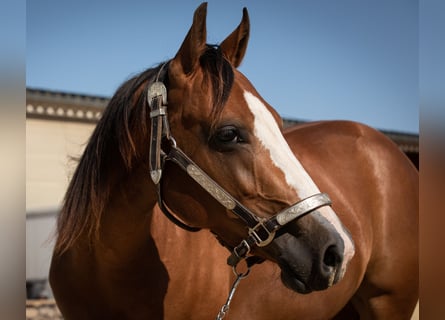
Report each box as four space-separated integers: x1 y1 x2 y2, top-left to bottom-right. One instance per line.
147 76 332 267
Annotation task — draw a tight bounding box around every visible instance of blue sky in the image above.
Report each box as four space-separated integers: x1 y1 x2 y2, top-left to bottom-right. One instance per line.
26 0 418 133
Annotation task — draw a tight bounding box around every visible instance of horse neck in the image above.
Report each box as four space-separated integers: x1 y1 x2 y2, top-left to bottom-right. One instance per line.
95 163 159 263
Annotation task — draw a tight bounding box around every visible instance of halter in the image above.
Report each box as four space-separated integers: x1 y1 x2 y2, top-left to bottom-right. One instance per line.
147 76 332 268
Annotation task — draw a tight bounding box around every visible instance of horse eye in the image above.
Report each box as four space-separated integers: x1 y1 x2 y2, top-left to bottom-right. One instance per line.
215 126 240 143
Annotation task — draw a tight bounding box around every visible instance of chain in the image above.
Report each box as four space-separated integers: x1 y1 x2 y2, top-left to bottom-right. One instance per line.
216 265 250 320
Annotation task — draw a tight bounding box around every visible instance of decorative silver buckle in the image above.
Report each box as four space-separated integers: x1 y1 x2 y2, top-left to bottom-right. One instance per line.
147 81 167 108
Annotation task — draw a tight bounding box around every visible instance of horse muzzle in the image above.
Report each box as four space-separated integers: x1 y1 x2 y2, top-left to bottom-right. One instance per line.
269 209 350 294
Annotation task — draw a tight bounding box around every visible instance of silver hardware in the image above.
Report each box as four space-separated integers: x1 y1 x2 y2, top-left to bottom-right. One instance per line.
149 107 167 118
147 81 167 108
150 170 162 185
276 193 331 226
168 136 177 148
248 221 276 247
186 164 236 210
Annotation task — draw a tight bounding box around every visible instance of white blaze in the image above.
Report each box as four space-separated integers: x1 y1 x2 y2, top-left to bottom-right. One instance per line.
243 91 355 273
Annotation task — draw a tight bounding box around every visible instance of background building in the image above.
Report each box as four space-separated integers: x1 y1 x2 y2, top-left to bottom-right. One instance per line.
26 89 106 298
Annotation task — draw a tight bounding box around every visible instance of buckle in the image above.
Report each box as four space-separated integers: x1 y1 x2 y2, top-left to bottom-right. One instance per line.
147 81 167 108
150 107 167 118
234 239 251 258
248 221 275 247
227 240 251 267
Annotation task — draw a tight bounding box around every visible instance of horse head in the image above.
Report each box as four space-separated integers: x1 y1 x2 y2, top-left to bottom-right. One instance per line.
157 3 354 294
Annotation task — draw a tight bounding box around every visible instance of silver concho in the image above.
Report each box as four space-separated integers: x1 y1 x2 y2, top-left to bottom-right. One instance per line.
147 81 167 108
150 169 162 185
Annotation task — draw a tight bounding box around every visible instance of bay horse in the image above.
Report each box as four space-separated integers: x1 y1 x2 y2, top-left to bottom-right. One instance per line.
49 3 418 319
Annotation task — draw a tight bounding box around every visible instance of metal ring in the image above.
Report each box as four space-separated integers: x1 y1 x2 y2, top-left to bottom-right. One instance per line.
232 262 250 279
168 136 177 148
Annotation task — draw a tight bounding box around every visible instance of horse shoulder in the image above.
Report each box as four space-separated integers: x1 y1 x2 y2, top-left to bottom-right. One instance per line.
284 120 418 318
284 119 418 257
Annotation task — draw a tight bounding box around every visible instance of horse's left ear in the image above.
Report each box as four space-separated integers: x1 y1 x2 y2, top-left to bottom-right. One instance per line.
220 8 250 68
171 2 208 76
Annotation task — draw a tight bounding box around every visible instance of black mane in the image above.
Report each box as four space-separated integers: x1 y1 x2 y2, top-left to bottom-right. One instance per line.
54 45 235 254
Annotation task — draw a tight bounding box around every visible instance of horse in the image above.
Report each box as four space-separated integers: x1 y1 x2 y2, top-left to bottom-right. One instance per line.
49 3 418 319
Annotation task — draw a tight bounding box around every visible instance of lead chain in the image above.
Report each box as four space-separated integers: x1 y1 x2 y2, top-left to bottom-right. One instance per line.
216 266 250 320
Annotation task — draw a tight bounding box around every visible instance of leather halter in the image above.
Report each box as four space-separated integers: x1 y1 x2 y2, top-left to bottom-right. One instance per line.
147 78 332 267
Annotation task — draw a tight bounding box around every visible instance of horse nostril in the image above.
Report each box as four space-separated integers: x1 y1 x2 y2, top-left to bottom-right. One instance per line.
323 245 342 268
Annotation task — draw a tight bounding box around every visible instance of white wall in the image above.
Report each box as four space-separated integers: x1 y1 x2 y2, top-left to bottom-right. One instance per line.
26 118 95 281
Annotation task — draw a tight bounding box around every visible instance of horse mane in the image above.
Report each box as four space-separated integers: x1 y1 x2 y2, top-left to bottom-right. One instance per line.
54 45 234 255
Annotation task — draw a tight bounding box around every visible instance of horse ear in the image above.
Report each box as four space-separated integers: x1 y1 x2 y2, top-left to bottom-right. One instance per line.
220 8 250 68
171 2 208 75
